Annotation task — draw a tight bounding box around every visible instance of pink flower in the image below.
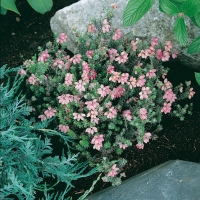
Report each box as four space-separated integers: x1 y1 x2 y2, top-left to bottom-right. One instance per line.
97 85 111 97
172 51 178 59
146 69 156 79
88 24 96 33
136 142 144 149
75 80 86 92
118 73 129 84
139 87 152 99
58 94 73 104
163 89 177 103
28 74 37 85
73 113 86 121
162 51 170 62
161 79 172 91
112 29 122 40
136 75 146 87
18 69 26 76
104 106 117 119
123 110 132 121
127 76 137 89
85 99 99 110
38 50 49 62
56 33 67 43
110 86 125 99
108 48 119 60
105 102 112 108
111 3 118 9
38 114 47 121
88 69 97 80
87 109 98 119
143 132 151 143
107 65 115 74
151 37 159 47
102 19 110 33
65 73 73 86
52 58 64 69
156 49 163 60
85 127 98 135
161 102 172 114
140 108 147 120
59 124 69 133
138 50 149 59
91 134 104 150
147 46 155 56
119 142 128 149
131 40 138 51
82 61 91 73
115 51 128 63
44 107 56 118
71 54 82 64
91 117 100 124
107 164 119 177
188 88 195 99
165 40 172 51
86 50 94 59
109 71 120 83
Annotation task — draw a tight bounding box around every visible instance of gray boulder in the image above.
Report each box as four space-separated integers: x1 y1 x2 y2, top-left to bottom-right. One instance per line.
86 160 200 200
50 0 200 71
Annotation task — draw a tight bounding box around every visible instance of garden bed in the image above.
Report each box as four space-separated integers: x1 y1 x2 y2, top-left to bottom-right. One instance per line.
0 1 199 199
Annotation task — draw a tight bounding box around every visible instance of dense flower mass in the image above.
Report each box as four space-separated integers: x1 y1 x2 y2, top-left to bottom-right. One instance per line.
24 7 195 186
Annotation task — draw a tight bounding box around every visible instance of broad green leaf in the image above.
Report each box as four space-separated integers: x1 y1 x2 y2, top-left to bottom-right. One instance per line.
0 6 7 15
171 0 186 2
159 0 181 15
194 72 200 86
174 17 188 46
187 36 200 54
123 0 155 27
1 0 20 15
27 0 53 14
190 12 200 28
182 0 200 17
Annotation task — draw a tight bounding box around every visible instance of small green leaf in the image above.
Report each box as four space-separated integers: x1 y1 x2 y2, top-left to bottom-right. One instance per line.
174 17 188 46
80 140 89 148
0 6 7 15
27 0 53 14
123 0 155 26
108 122 116 130
190 12 200 28
194 72 200 86
1 0 20 15
187 36 200 54
159 0 181 15
182 0 200 17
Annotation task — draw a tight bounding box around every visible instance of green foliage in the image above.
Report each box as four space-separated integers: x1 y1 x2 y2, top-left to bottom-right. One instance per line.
0 66 97 199
187 36 200 54
123 0 155 26
174 17 188 46
0 0 53 15
122 0 200 54
194 72 200 86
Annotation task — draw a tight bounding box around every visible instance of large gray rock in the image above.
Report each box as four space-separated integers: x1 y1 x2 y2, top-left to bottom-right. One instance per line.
50 0 200 71
86 160 200 200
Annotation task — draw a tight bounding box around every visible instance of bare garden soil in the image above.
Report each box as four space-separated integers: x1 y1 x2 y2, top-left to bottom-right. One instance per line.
0 1 200 199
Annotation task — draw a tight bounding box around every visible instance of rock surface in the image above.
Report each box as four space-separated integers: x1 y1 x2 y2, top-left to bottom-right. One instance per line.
50 0 200 71
86 160 200 200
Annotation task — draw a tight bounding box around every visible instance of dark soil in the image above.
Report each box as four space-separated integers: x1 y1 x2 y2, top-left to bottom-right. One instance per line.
1 1 200 199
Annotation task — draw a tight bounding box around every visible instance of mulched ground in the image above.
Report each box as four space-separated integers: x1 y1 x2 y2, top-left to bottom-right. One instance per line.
1 1 200 199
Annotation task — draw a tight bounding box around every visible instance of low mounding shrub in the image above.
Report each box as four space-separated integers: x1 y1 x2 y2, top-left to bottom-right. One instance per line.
23 6 195 186
0 65 96 199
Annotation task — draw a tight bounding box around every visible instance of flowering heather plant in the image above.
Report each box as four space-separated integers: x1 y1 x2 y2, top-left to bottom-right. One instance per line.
23 7 195 185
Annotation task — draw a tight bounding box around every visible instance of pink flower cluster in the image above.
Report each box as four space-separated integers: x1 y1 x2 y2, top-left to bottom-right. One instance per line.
85 99 99 110
146 69 156 79
91 134 104 150
75 80 86 92
161 102 172 114
52 58 64 69
139 87 152 99
115 51 128 64
65 73 73 86
71 54 82 64
97 85 111 97
102 19 110 33
18 69 26 76
188 88 195 99
110 86 125 99
88 23 96 33
119 142 128 149
140 108 147 120
73 113 86 121
85 126 98 135
112 29 122 40
107 164 119 177
28 74 37 85
143 132 151 143
38 50 49 62
104 106 117 119
163 89 177 103
136 142 144 149
56 33 67 44
38 107 57 121
123 110 132 121
59 124 69 133
58 94 73 105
